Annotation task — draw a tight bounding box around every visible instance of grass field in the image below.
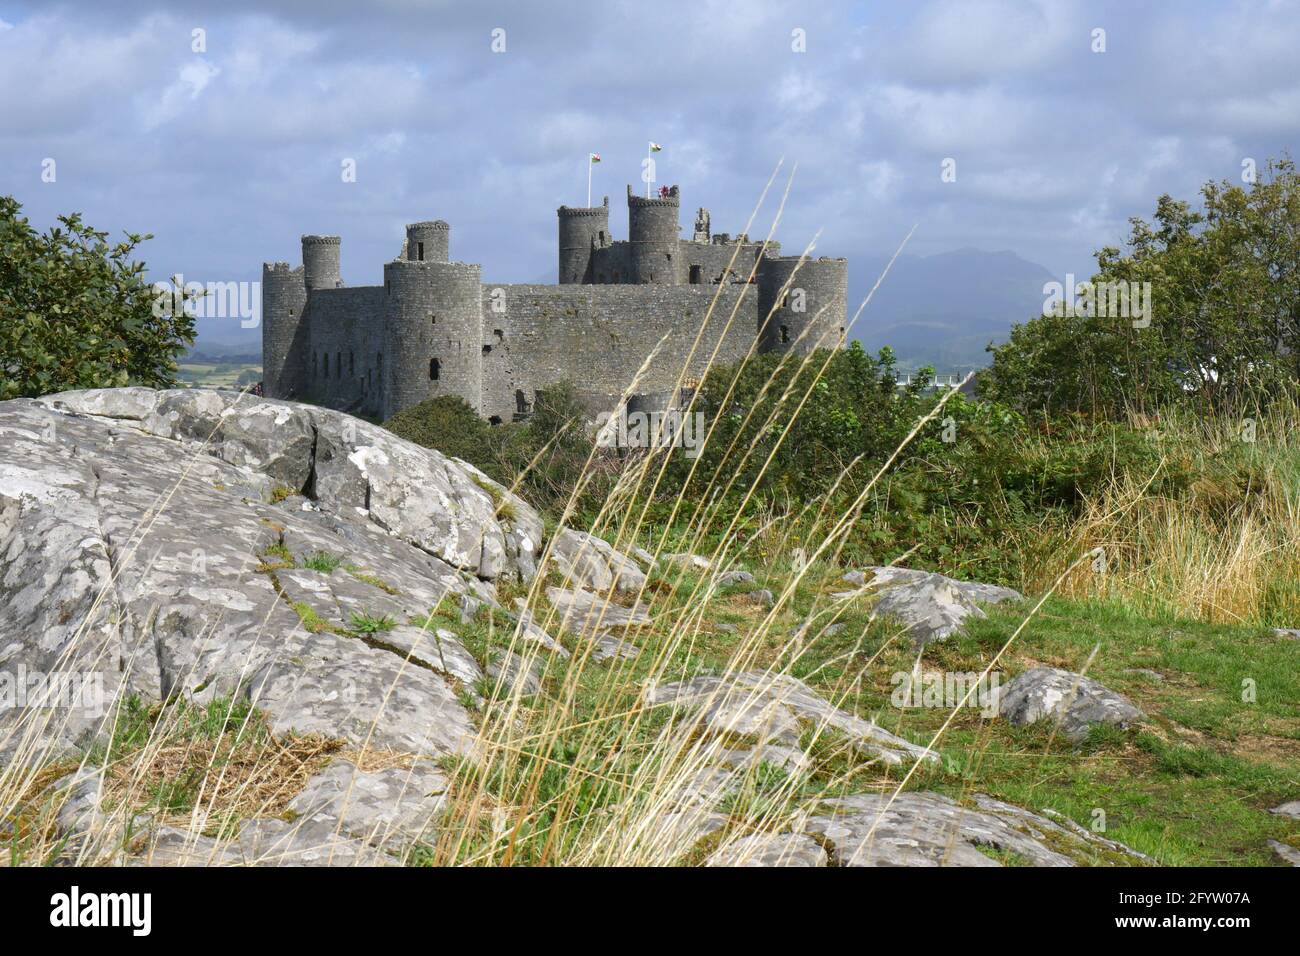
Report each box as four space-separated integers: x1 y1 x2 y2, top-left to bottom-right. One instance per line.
176 362 261 389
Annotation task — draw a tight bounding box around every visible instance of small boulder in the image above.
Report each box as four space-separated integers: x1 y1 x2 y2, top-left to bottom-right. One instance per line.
995 666 1145 743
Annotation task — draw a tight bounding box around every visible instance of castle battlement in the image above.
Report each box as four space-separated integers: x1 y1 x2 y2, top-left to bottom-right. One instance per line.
262 183 848 423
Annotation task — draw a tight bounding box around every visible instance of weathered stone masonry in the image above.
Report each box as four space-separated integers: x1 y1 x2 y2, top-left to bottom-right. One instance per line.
261 184 848 422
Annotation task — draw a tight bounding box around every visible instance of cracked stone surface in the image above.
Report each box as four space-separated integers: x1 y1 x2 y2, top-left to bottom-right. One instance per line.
841 566 1022 644
644 670 938 766
1270 801 1300 819
546 528 646 593
589 631 640 662
994 666 1146 743
486 650 542 695
136 758 448 866
705 832 828 867
1270 840 1300 866
0 387 541 760
801 791 1149 867
546 586 653 634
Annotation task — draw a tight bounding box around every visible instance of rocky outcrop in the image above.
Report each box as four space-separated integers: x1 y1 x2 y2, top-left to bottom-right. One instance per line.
839 567 1021 644
800 792 1151 867
546 586 653 632
139 759 448 865
705 832 828 867
644 670 937 767
547 528 647 593
994 667 1146 743
0 387 542 762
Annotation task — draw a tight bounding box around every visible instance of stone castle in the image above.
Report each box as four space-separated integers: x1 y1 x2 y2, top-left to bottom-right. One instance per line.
261 184 848 423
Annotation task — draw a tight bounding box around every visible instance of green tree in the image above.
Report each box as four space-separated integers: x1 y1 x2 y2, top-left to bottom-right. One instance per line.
0 196 195 400
383 394 503 477
980 158 1300 419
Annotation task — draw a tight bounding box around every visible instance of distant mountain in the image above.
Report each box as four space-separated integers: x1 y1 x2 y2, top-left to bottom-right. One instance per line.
847 249 1055 373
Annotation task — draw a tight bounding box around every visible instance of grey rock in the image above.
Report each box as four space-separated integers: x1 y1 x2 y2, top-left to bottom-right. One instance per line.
590 631 640 662
716 569 756 587
1272 628 1300 640
487 650 542 695
802 791 1148 867
133 759 447 866
995 666 1145 743
548 528 646 593
545 586 653 633
706 832 827 867
377 624 484 687
645 670 937 766
1270 801 1300 820
283 758 448 848
2 388 559 760
53 766 109 846
1270 840 1300 866
662 552 711 571
743 588 776 608
511 599 571 657
843 566 1022 644
717 743 811 775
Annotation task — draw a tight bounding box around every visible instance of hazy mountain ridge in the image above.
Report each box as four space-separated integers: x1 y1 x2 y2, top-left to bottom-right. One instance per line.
848 248 1055 373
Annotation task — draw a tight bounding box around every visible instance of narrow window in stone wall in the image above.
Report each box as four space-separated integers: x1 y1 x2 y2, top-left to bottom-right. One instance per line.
417 241 425 261
429 358 440 380
430 314 436 326
323 353 329 378
349 352 354 375
689 265 701 284
780 326 790 344
312 352 317 378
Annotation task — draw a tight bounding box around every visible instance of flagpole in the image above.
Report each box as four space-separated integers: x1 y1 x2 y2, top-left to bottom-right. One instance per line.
587 154 592 208
646 142 651 198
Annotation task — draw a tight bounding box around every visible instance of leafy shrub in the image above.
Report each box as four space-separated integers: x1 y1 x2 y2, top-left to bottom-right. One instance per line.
0 196 195 399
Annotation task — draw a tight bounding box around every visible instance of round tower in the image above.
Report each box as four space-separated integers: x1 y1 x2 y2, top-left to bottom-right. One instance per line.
382 259 483 420
757 256 848 354
405 221 450 263
301 235 342 290
261 261 308 399
557 198 609 284
627 184 680 285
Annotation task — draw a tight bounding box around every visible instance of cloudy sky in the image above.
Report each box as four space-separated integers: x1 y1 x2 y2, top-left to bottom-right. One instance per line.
1 0 1297 345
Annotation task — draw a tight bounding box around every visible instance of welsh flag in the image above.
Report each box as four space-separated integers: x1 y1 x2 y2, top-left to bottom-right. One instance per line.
590 153 601 163
649 142 663 152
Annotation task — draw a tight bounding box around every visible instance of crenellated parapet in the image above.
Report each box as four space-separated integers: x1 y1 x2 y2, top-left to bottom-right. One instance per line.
260 182 849 423
627 184 681 285
757 255 848 355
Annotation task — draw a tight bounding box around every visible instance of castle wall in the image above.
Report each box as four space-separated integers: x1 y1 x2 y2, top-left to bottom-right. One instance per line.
261 263 308 400
678 240 776 286
302 235 342 291
627 186 682 285
478 283 761 422
382 260 482 420
262 186 848 425
557 201 610 284
757 256 849 354
301 286 383 412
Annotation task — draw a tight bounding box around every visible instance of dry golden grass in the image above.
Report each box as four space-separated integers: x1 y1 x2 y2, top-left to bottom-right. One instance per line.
1041 400 1300 625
